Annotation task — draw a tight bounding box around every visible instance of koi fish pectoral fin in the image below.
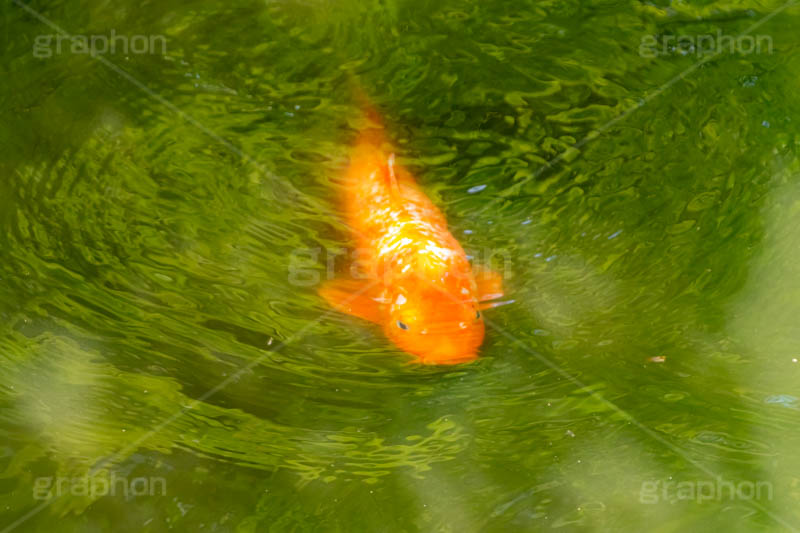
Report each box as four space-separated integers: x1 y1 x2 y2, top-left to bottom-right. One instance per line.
478 299 512 311
318 279 383 324
475 268 514 310
474 268 504 303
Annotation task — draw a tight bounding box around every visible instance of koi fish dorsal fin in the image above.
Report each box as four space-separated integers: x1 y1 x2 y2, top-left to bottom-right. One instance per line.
385 153 402 197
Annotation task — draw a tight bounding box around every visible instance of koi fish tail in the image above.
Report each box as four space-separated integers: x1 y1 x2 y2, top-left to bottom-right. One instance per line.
341 86 402 201
350 84 387 147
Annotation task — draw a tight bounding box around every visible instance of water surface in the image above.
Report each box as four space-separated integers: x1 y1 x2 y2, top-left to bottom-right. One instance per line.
2 0 800 531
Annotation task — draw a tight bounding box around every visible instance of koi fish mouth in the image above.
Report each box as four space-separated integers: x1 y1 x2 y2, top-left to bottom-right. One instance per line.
404 331 484 365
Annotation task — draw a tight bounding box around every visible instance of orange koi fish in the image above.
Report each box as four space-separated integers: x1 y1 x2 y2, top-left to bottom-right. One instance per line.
319 106 504 364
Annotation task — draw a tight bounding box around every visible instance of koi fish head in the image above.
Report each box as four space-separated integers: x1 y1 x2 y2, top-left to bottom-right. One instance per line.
383 283 485 364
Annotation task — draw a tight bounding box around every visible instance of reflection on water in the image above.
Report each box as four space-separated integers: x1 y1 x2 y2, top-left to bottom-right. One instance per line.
2 0 800 531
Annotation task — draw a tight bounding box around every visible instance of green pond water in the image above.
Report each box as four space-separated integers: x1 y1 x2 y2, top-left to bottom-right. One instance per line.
2 0 800 531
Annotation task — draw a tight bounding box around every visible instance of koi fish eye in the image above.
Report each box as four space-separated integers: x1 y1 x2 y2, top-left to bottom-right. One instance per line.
396 320 409 330
475 310 481 320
